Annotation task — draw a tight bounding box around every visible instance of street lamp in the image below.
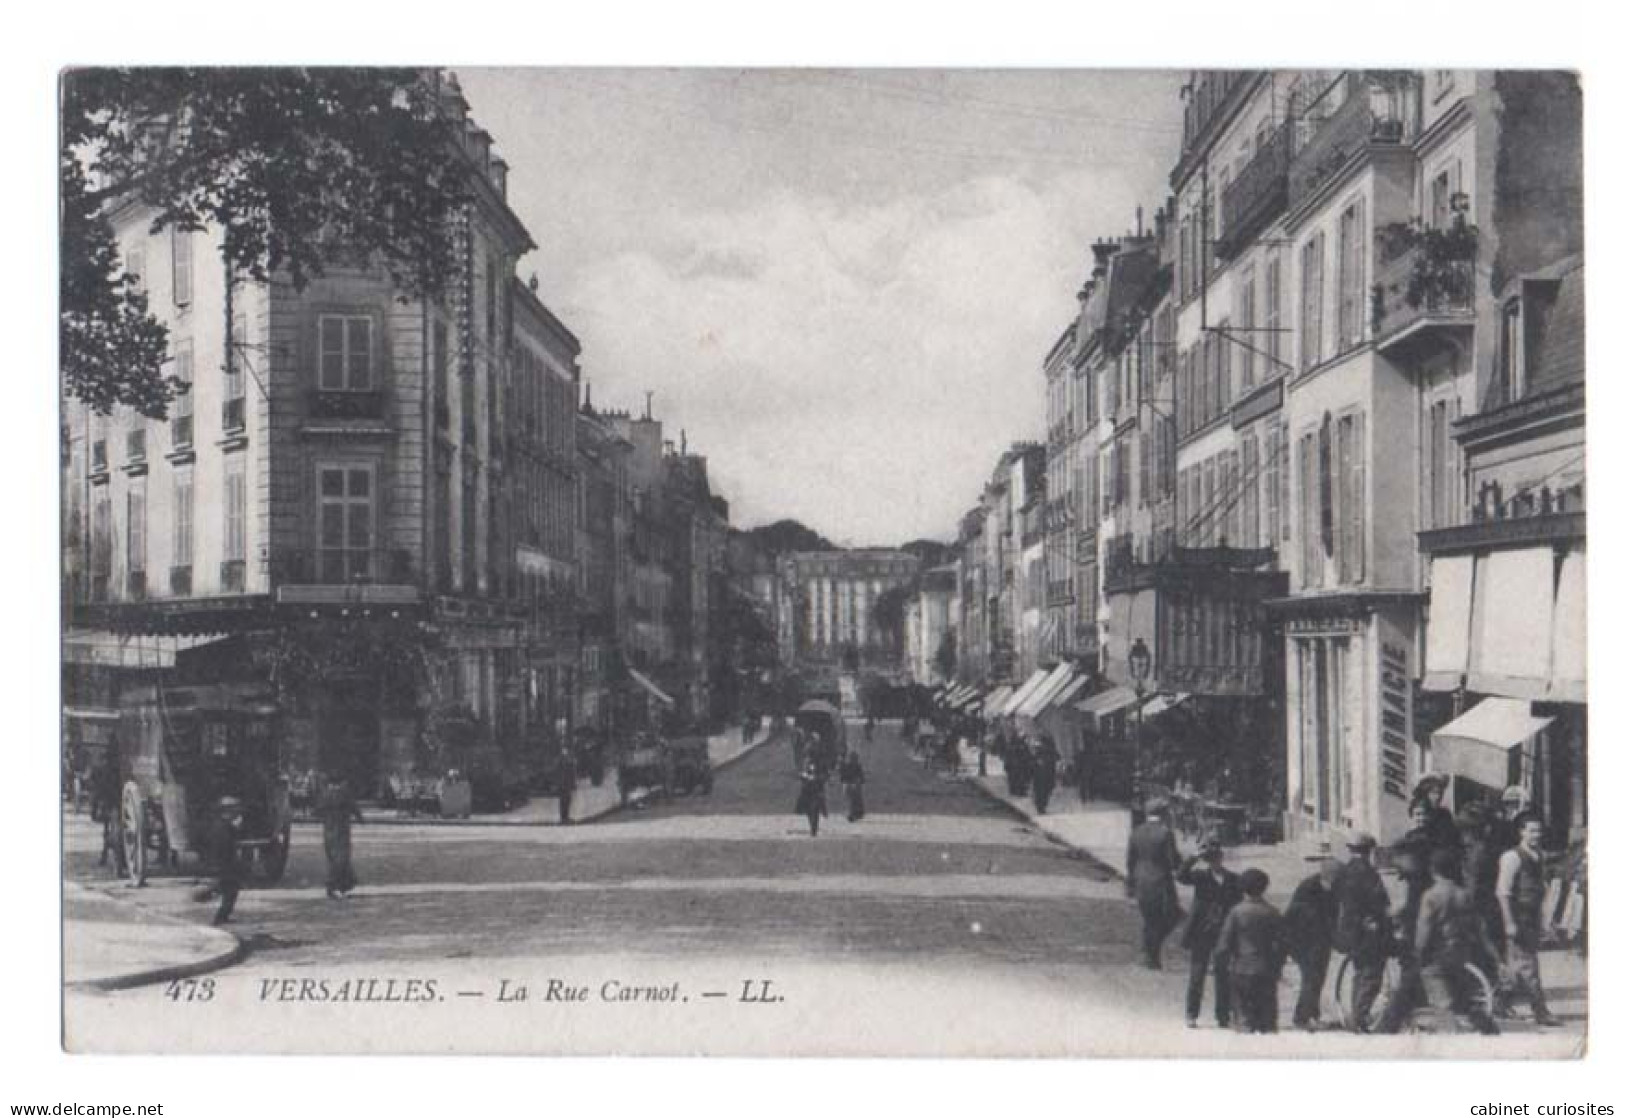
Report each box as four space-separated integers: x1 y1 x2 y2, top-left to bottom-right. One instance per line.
1128 637 1152 826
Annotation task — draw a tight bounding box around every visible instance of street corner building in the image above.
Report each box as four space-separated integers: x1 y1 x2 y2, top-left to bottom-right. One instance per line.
60 71 740 821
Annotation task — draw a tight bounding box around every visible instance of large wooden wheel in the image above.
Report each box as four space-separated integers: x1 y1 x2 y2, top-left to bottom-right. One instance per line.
119 782 147 886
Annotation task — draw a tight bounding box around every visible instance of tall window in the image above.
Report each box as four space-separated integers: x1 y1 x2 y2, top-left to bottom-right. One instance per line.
91 491 112 597
172 339 194 447
1300 233 1325 371
1266 419 1284 547
318 315 374 391
1335 200 1367 353
463 472 479 593
1217 319 1232 413
223 458 246 590
226 311 247 402
1335 413 1366 583
1298 432 1322 587
317 464 373 581
1239 272 1257 390
1265 250 1284 371
173 473 194 572
1242 433 1260 548
171 228 192 307
126 482 146 577
1501 299 1525 403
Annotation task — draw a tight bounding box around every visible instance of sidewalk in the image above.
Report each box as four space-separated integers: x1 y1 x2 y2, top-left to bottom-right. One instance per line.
948 749 1589 1027
359 724 776 826
64 880 243 991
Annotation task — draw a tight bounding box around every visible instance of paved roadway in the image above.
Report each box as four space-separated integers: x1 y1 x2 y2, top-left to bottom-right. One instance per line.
63 723 1578 1057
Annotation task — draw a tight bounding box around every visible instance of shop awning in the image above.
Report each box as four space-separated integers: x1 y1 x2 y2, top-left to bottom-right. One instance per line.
627 667 676 707
1141 692 1191 720
982 684 1017 717
1000 669 1050 718
1469 547 1554 701
1014 663 1076 719
1074 683 1141 721
1423 555 1474 692
1431 696 1553 787
61 631 229 669
1550 547 1585 703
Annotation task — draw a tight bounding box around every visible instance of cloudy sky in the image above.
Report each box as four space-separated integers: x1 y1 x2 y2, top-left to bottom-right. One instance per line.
457 69 1184 545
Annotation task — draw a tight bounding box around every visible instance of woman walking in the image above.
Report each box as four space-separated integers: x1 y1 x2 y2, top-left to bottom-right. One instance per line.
317 772 362 898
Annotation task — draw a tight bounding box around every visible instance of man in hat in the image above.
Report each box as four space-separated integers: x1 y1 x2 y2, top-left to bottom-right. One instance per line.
1125 799 1183 970
1177 836 1243 1027
1332 831 1390 1032
1496 814 1561 1026
1414 773 1462 853
1284 839 1342 1029
206 795 245 926
1216 868 1287 1033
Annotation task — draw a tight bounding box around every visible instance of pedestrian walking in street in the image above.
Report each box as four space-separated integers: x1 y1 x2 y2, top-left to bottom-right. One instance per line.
1413 846 1501 1035
1375 844 1432 1033
556 747 579 824
317 773 361 898
795 761 827 837
1215 869 1285 1034
1332 831 1391 1033
1031 734 1059 815
206 795 245 925
1177 836 1243 1028
1414 773 1462 853
1496 814 1562 1026
1284 839 1341 1030
1125 799 1183 970
840 749 866 822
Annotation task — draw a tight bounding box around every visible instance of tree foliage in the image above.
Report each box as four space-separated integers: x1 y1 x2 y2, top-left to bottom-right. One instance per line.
61 68 477 417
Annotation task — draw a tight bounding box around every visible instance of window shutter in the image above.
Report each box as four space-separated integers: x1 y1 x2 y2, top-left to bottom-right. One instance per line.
1352 412 1366 580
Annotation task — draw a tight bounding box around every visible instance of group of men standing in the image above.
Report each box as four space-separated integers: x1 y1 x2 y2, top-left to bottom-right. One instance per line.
1125 777 1569 1036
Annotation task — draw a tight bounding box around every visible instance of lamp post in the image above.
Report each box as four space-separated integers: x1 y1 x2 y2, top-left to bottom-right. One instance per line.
1128 637 1152 826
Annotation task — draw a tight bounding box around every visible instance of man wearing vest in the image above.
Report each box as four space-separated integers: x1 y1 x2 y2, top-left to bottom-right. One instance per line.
1496 814 1562 1026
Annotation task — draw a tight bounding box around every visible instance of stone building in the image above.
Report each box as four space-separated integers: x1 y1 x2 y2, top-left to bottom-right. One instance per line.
776 549 920 677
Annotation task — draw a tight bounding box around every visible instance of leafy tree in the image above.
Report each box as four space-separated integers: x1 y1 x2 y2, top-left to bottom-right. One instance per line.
61 68 477 417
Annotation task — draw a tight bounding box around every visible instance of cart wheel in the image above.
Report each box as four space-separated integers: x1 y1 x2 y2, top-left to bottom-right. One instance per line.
1333 954 1400 1032
120 782 147 886
262 823 291 883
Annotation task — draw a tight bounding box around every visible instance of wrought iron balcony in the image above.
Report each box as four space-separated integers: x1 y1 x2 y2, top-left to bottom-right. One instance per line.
1288 72 1413 209
1371 230 1476 352
1219 121 1292 257
308 389 386 421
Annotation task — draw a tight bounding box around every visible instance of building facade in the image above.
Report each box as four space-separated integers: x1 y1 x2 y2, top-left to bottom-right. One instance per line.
777 550 920 677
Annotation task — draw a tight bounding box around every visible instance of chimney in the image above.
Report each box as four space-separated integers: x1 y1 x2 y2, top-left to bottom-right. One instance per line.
1090 237 1120 279
644 391 654 420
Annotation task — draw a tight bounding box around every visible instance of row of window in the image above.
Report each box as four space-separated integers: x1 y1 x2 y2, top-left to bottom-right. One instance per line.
87 462 245 597
1175 420 1287 551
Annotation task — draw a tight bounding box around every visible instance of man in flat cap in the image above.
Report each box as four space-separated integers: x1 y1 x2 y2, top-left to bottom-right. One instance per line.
1216 868 1286 1033
1177 835 1243 1028
1332 831 1390 1032
1125 799 1183 970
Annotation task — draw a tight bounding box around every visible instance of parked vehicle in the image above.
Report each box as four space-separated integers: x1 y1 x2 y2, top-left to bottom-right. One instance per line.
109 683 292 886
668 735 714 796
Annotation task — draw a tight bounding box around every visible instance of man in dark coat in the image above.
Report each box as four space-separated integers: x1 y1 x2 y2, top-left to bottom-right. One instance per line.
839 750 866 822
1414 846 1501 1035
555 748 578 824
1177 836 1244 1027
1031 735 1060 815
795 761 827 837
1332 831 1390 1032
1125 800 1183 970
1284 840 1342 1029
1216 869 1286 1033
206 796 245 926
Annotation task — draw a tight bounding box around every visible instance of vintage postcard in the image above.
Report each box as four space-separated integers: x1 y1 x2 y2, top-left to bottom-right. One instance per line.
59 67 1586 1056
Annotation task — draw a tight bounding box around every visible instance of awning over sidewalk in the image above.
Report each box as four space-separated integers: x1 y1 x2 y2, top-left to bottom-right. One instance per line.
1014 663 1076 720
1074 683 1141 723
627 667 676 707
61 631 229 669
1423 555 1474 692
1431 696 1553 787
1041 671 1094 716
1470 547 1555 701
1000 669 1050 718
1550 547 1586 703
982 684 1017 717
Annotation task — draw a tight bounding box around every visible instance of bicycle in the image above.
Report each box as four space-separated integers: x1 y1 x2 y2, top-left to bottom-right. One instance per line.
1332 952 1496 1033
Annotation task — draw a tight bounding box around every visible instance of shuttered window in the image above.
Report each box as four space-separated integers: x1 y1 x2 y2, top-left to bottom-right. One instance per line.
1300 233 1324 371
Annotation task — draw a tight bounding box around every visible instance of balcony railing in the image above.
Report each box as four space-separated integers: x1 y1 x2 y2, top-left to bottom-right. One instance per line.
1219 121 1292 256
276 548 415 586
1371 226 1476 346
308 389 386 421
1288 72 1413 208
222 395 246 433
220 559 246 593
169 565 193 596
